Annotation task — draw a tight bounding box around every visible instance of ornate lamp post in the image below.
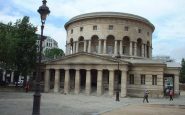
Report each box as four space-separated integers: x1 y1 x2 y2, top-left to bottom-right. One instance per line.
32 0 50 115
115 52 121 101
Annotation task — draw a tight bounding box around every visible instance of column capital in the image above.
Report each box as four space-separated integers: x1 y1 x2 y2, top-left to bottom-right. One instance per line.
86 69 91 71
97 69 102 71
108 69 114 72
75 69 80 71
64 68 69 71
54 68 60 70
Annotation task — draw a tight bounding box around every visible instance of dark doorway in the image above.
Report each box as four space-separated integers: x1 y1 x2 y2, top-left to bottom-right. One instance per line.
91 69 97 93
103 70 109 92
80 69 86 92
60 69 65 89
50 69 55 89
69 69 75 92
164 74 174 96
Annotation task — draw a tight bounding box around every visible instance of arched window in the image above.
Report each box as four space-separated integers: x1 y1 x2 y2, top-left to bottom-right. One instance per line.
106 35 115 54
137 38 142 56
122 36 130 55
91 35 99 53
78 36 84 52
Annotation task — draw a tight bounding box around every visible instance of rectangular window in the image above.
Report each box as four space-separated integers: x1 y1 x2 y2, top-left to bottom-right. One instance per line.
80 27 83 31
124 26 129 31
138 29 142 33
93 25 97 30
129 74 134 84
71 29 73 34
152 75 157 85
141 74 145 85
109 25 113 30
147 32 150 36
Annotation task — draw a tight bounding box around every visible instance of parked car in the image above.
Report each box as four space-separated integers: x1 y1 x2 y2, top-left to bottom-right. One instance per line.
15 80 23 86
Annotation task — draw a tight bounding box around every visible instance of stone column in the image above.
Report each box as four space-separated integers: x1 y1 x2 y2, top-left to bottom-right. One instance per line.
65 44 68 55
70 44 72 54
2 70 5 81
120 40 123 55
26 75 30 82
88 40 91 53
73 42 75 54
98 40 101 54
64 69 70 94
142 44 144 57
67 44 70 55
97 70 103 96
86 69 91 95
174 75 179 94
44 69 50 92
103 39 106 54
145 44 147 57
121 71 127 97
84 40 87 52
114 40 117 55
11 71 14 83
150 46 152 58
54 69 60 93
76 41 79 53
109 70 114 96
134 42 137 56
129 41 132 56
75 69 80 94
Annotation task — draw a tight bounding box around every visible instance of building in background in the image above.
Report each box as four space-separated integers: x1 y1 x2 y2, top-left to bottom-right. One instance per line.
36 35 58 54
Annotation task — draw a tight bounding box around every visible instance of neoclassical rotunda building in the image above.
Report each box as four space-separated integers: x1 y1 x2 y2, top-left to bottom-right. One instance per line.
42 12 180 97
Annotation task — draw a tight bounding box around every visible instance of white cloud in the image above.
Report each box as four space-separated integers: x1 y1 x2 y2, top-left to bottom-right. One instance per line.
42 24 66 50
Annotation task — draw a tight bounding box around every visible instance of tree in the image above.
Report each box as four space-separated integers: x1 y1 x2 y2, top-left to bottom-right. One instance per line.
180 58 185 83
44 48 64 59
14 16 37 84
0 16 37 85
0 22 17 70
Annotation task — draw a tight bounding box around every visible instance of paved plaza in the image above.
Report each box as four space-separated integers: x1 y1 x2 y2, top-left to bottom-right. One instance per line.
0 91 185 115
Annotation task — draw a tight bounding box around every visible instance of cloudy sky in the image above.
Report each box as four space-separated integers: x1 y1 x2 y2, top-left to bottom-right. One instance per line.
0 0 185 62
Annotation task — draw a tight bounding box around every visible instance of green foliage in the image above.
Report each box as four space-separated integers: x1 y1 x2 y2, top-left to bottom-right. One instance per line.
180 58 185 83
44 48 64 59
0 16 37 76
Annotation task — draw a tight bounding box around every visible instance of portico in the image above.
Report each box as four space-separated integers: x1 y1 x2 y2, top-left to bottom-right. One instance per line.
43 52 128 97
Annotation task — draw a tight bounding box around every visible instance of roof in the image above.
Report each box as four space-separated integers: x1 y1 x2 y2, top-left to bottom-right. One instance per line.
65 12 155 31
166 62 181 68
123 58 166 65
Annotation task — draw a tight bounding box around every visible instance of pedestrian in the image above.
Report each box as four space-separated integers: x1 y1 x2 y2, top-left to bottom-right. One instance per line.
169 89 173 101
25 82 30 93
143 89 149 103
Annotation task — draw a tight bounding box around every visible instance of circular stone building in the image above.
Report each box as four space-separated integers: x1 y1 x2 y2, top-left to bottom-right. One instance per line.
64 12 154 58
42 12 180 98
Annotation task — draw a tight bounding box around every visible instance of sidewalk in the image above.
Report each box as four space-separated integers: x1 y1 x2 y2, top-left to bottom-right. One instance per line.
101 104 185 115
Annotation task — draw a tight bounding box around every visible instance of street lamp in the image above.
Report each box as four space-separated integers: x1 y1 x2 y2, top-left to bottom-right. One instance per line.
32 0 50 115
115 52 121 101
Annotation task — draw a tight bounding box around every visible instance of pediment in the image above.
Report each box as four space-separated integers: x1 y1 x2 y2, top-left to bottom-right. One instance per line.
45 53 128 65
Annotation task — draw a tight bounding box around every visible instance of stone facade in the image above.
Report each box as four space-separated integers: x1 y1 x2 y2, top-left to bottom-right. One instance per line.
41 12 180 97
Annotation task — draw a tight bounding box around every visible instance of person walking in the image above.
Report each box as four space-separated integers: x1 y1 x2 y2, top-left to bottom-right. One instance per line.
25 81 30 93
169 89 173 101
143 90 149 103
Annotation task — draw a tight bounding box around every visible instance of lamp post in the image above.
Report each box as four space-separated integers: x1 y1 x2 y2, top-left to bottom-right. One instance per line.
115 52 121 101
32 0 50 115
